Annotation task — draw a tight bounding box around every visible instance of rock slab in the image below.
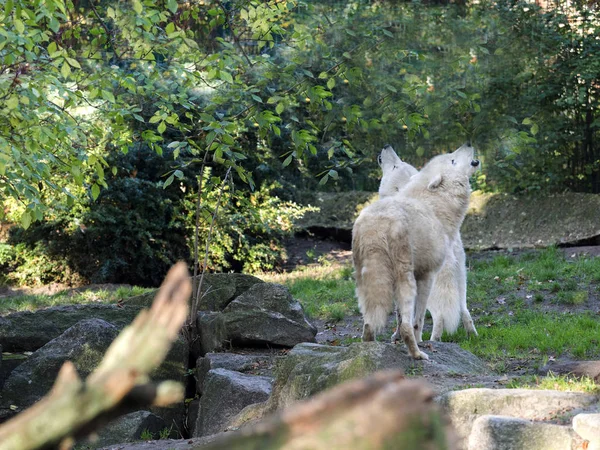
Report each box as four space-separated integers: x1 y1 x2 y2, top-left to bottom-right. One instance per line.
438 388 600 439
0 318 118 421
467 415 577 450
193 368 273 437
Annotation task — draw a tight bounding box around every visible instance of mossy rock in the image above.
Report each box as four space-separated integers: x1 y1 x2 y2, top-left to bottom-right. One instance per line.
267 341 490 413
0 319 119 421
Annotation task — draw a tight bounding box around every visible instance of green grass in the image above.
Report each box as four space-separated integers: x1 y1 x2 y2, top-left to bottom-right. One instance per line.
506 373 600 394
0 286 153 315
271 246 600 370
263 263 358 321
445 310 600 366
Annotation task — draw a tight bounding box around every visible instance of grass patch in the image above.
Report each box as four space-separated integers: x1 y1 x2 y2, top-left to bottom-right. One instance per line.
0 286 153 315
506 373 600 394
266 263 357 321
445 310 600 366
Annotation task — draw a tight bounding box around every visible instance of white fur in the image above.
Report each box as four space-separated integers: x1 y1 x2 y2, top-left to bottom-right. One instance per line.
352 144 478 359
377 146 478 340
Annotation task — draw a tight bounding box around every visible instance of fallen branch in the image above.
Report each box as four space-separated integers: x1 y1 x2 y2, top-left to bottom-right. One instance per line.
0 262 191 450
201 370 457 450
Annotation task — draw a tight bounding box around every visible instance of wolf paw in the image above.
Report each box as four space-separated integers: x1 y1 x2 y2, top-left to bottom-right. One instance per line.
414 350 429 360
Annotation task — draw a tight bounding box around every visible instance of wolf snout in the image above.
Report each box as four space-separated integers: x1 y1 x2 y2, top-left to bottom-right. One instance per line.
470 159 480 167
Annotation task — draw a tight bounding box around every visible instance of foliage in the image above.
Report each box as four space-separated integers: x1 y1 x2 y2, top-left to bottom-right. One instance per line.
184 177 317 274
5 145 314 286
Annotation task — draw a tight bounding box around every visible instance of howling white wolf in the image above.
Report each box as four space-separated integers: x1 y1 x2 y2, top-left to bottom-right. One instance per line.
377 145 478 341
352 144 479 359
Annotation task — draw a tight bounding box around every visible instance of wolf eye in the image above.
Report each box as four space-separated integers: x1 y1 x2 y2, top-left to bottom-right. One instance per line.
451 159 456 165
377 154 383 164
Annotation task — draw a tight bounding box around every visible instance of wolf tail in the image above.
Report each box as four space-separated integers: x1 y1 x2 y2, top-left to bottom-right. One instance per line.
353 233 394 337
428 257 461 334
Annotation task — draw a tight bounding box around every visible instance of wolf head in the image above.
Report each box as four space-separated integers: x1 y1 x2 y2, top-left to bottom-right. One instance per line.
377 145 418 198
420 143 480 192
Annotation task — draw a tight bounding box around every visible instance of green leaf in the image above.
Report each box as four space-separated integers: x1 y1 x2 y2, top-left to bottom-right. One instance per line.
219 71 233 83
275 103 284 115
47 41 57 55
166 22 175 35
149 115 162 124
49 18 60 33
283 154 293 167
157 121 167 134
101 90 115 103
66 57 80 68
531 123 539 135
251 94 263 103
112 167 118 176
319 174 329 185
174 169 184 179
522 118 533 125
91 184 100 200
21 211 32 229
163 174 175 189
342 52 351 59
327 78 336 90
132 0 143 14
61 62 71 78
14 19 24 34
6 96 18 109
167 0 178 13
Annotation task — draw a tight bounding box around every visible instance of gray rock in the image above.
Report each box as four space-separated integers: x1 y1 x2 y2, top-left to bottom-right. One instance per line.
196 352 275 394
83 410 167 448
573 413 600 450
149 336 188 436
0 319 118 420
222 283 317 347
0 304 141 352
194 368 273 437
467 415 577 450
439 388 600 439
193 273 264 311
126 273 264 311
0 352 27 391
269 341 490 412
197 311 228 354
98 435 225 450
187 398 201 437
538 359 600 382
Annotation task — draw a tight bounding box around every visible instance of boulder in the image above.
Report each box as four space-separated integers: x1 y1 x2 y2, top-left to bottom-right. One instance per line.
222 283 317 347
196 352 275 394
197 312 227 354
193 368 273 437
538 359 600 382
439 388 600 439
467 415 578 450
126 274 264 311
268 341 490 413
82 410 167 448
0 304 141 352
193 273 264 311
0 319 118 421
573 413 600 450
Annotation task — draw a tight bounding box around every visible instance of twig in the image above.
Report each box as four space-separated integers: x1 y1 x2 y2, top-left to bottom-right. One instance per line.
193 166 233 309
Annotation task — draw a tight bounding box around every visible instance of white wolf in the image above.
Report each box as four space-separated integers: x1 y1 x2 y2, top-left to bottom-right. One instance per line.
377 145 478 341
352 144 479 359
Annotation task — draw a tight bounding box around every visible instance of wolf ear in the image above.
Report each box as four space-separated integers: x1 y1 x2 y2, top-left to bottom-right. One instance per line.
427 174 443 191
